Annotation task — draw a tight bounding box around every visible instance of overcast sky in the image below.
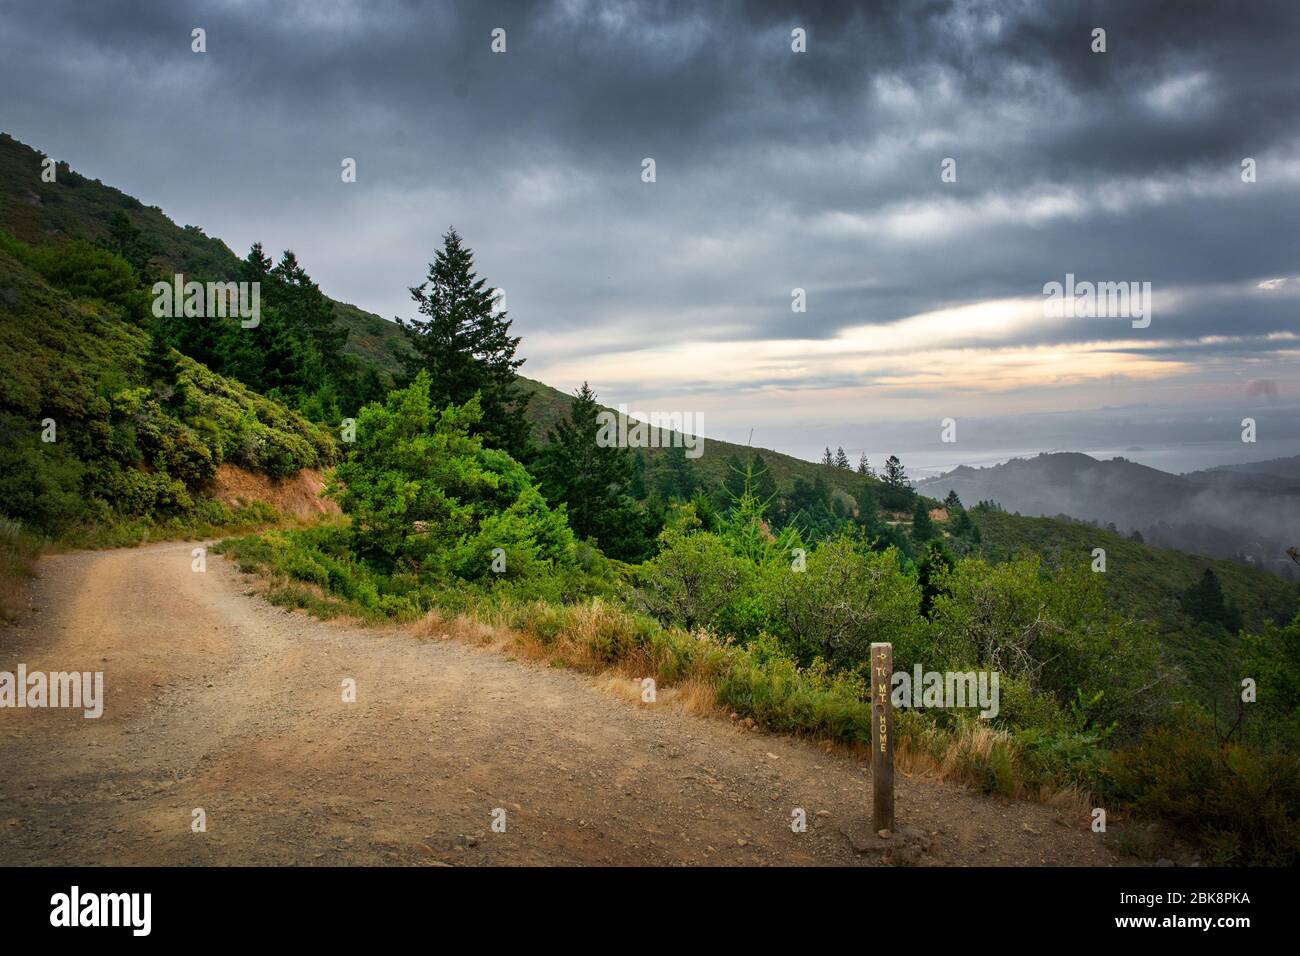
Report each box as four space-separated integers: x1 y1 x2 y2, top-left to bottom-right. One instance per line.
3 0 1299 466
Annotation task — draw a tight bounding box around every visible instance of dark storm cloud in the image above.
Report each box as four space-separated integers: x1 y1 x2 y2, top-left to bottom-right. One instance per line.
1 0 1297 402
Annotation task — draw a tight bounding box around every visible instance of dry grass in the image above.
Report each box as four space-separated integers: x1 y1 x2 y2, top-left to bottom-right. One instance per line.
0 517 42 623
404 595 1093 813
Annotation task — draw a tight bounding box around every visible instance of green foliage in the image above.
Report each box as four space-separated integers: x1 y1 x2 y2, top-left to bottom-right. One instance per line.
396 228 531 458
917 538 954 618
718 633 873 743
929 556 1168 737
634 526 754 632
0 231 149 324
1236 612 1300 749
761 533 926 670
1106 709 1300 866
0 234 333 537
879 454 914 510
970 508 1297 698
912 498 936 542
1183 567 1243 633
536 382 652 561
330 371 574 581
717 460 804 568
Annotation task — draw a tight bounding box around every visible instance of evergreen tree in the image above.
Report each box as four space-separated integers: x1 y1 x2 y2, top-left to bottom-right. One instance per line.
656 444 698 501
911 498 936 542
821 447 834 467
241 241 272 279
1184 568 1240 631
856 453 872 476
749 453 777 502
537 382 645 560
105 210 152 276
722 454 748 502
880 454 913 510
628 451 648 499
142 320 185 407
943 490 962 512
269 249 348 373
854 479 880 532
884 455 908 488
834 446 850 469
397 228 530 457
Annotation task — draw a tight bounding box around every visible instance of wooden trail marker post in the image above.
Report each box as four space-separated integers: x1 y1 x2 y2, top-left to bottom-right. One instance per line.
871 642 894 834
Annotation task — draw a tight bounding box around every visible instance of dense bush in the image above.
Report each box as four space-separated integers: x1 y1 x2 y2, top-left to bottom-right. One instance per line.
330 371 575 583
762 534 925 670
1106 709 1300 865
633 525 754 631
929 557 1169 738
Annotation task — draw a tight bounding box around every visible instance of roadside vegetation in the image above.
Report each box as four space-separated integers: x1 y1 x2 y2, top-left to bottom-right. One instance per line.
219 363 1300 865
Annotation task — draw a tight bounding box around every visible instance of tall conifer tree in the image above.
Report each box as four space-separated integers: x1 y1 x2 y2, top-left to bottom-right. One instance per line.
397 228 530 458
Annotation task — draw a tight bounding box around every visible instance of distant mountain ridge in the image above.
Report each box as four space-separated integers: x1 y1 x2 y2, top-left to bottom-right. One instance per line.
917 451 1300 579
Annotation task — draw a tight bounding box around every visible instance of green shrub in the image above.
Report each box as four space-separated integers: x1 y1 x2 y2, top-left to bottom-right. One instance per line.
633 527 753 631
761 534 926 670
331 372 574 579
1106 709 1300 865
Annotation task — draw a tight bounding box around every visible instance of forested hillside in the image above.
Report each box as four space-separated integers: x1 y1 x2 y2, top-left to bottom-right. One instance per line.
0 231 334 543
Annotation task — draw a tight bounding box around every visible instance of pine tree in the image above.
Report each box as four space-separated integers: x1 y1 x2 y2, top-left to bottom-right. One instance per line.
884 455 908 487
944 489 963 512
723 454 748 502
537 382 645 560
834 446 850 469
854 480 880 532
105 210 152 276
657 444 698 501
821 447 834 467
242 241 272 279
270 250 349 374
1184 568 1237 630
856 453 872 476
880 454 914 511
749 453 777 502
911 498 936 542
397 228 530 458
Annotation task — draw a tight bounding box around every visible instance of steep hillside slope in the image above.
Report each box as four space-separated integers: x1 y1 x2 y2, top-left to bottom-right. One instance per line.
0 131 397 382
0 236 335 543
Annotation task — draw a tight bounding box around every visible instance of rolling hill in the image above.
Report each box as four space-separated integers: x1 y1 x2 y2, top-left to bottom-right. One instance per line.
917 451 1300 580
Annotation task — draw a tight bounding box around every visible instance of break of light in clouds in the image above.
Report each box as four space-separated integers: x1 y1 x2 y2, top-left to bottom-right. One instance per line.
2 0 1298 463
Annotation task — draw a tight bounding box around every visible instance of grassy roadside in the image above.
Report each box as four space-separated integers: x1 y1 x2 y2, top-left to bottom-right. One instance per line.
0 517 44 623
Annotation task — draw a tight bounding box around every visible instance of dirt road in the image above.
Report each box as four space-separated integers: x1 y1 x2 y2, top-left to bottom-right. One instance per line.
0 541 1126 866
